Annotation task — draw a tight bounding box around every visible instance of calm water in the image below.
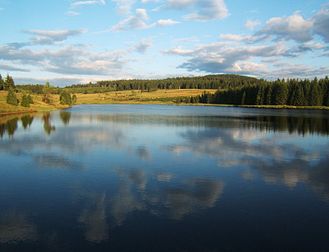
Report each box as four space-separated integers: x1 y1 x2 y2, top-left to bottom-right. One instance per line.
1 105 329 251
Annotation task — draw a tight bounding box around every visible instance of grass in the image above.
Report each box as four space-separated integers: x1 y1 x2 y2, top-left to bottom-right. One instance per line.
1 89 329 116
0 91 69 115
75 89 216 105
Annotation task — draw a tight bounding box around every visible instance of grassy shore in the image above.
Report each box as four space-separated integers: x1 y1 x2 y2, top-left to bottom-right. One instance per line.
75 89 216 105
0 91 69 115
1 89 329 116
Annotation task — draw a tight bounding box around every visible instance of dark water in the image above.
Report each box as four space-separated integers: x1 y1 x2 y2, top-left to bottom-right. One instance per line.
1 105 329 251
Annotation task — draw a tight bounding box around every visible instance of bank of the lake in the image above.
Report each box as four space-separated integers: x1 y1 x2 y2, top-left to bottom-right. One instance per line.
0 91 69 115
1 89 329 117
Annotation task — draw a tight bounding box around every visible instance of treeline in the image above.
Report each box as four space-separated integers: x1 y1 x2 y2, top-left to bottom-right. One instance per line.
65 75 260 93
193 77 329 107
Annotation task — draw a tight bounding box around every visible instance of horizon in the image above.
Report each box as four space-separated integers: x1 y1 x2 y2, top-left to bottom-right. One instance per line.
0 0 329 86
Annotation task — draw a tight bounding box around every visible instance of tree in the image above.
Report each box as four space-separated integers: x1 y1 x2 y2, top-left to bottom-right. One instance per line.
309 79 321 106
42 82 52 104
21 94 31 107
27 94 34 104
273 82 288 105
60 91 74 105
4 75 15 90
6 88 19 106
72 94 77 104
0 74 4 90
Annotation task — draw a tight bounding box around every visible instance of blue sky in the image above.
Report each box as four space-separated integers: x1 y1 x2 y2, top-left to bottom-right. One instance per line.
0 0 328 86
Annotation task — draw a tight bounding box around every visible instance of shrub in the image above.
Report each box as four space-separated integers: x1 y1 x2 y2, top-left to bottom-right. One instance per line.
21 94 31 107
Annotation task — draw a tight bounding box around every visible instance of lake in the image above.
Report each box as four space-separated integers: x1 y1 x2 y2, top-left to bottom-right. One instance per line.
1 104 329 251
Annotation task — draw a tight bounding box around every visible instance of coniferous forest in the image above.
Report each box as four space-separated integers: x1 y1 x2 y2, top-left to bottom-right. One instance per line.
193 77 329 107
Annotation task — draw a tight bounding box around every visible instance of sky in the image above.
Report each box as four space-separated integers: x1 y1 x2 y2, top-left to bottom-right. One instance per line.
0 0 329 86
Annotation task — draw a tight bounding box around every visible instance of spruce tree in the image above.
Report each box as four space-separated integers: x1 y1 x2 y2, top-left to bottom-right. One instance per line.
21 94 30 107
4 75 15 90
273 82 288 105
6 88 19 106
0 74 4 90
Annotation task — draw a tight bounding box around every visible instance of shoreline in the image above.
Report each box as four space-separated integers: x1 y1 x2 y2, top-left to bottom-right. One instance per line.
1 102 329 117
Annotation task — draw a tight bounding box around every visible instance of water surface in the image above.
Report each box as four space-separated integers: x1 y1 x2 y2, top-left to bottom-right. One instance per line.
1 105 329 251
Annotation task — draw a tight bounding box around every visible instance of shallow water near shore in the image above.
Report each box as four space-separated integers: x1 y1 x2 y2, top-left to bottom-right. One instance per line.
1 104 329 251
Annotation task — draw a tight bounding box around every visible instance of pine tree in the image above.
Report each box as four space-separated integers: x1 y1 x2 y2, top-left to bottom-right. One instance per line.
6 88 19 106
273 82 288 105
309 79 321 106
21 94 31 107
4 75 15 90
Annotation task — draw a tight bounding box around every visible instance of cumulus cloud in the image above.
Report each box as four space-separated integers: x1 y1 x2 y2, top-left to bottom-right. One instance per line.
111 8 149 31
167 41 288 75
167 0 228 20
25 29 86 45
257 6 329 44
258 12 313 42
0 44 126 76
164 5 329 78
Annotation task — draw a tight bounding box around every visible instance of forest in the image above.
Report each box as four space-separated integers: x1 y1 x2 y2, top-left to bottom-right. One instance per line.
192 77 329 107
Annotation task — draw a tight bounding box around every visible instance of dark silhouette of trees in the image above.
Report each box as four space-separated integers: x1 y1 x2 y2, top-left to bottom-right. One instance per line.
195 77 329 107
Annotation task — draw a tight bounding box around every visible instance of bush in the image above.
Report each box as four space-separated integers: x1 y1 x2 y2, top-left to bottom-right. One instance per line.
21 94 33 107
21 94 31 107
6 89 19 106
60 91 72 105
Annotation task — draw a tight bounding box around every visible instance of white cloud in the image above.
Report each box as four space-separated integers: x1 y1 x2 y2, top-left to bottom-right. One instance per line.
245 19 261 30
112 0 135 15
259 12 313 42
155 19 180 26
71 0 106 7
111 8 178 31
167 0 229 21
25 29 86 45
220 34 255 42
0 44 127 76
111 8 149 31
